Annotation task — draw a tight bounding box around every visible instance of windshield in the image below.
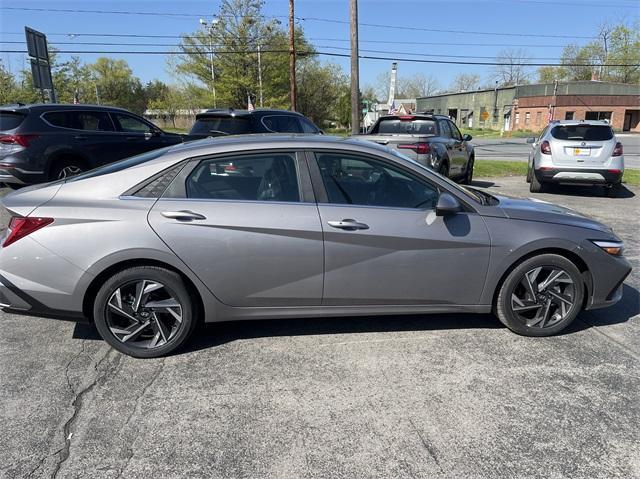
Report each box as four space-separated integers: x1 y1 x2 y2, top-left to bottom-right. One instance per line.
374 118 437 135
66 146 172 182
190 117 251 135
550 125 613 141
386 148 487 204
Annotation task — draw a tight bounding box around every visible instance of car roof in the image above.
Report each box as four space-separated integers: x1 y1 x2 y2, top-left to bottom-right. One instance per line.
548 119 612 126
167 134 392 156
195 108 304 118
0 103 134 114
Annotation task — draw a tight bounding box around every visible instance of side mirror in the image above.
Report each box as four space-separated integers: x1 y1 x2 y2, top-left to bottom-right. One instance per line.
526 137 536 144
436 192 462 216
462 134 472 141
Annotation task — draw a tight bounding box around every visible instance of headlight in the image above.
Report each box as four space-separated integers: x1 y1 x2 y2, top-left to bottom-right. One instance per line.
591 240 624 256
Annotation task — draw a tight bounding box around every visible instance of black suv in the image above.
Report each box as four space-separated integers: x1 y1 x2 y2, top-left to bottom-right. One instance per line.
0 104 183 188
187 109 321 139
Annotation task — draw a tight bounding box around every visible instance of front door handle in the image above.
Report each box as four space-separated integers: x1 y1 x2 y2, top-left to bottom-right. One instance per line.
327 219 369 231
161 210 207 221
74 135 88 141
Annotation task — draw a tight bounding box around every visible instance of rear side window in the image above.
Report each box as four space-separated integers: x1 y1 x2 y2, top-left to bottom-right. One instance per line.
190 117 251 136
185 153 300 202
0 112 26 131
44 111 114 131
261 115 303 133
550 125 613 141
375 118 437 135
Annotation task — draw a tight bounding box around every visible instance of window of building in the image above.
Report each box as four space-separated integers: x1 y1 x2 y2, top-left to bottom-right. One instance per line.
515 112 520 125
585 111 612 121
565 111 574 120
525 112 531 126
535 111 542 126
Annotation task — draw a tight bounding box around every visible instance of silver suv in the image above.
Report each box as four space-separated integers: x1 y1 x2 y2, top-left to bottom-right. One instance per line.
526 120 624 197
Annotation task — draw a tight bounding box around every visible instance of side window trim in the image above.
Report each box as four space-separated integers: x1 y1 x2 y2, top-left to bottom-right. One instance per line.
40 110 117 133
307 149 442 211
161 150 315 203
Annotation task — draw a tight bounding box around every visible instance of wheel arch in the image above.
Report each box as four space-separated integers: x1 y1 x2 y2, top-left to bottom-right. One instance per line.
82 258 207 323
47 150 91 180
490 247 592 312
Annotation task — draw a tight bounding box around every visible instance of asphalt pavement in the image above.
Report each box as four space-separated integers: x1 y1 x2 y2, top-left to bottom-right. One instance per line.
1 180 638 479
473 133 640 169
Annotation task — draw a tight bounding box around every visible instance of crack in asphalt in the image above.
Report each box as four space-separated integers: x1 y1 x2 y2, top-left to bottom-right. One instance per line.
50 347 123 479
408 418 444 475
116 358 166 479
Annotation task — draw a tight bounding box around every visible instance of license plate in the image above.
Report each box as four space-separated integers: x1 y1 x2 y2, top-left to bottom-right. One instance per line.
573 148 590 156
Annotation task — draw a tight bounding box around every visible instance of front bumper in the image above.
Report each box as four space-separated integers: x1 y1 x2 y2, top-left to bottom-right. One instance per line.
536 168 623 184
581 240 632 310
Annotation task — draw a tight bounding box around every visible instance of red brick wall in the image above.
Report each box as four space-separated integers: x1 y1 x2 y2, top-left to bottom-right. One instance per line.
511 95 640 132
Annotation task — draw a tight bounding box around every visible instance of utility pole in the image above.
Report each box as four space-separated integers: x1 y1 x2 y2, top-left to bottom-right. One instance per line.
288 0 297 111
349 0 360 134
257 44 263 107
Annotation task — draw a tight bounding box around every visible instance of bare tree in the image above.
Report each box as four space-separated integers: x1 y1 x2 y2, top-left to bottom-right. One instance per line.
450 73 480 92
491 48 532 86
402 73 440 98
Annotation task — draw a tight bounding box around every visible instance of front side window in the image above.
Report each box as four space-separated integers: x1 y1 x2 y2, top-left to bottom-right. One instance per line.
438 120 452 139
316 153 439 209
261 115 303 133
44 111 114 131
185 153 300 202
449 121 462 140
113 113 153 133
300 118 319 134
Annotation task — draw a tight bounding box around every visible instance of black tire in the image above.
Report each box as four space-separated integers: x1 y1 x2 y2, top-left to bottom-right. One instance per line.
526 167 532 183
495 254 584 337
606 182 621 198
93 266 198 358
461 157 474 185
529 171 545 193
438 161 450 178
49 159 85 181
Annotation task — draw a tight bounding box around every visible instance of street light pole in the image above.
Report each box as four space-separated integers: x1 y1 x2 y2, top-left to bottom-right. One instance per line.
349 0 360 134
200 18 218 108
288 0 297 111
257 44 263 107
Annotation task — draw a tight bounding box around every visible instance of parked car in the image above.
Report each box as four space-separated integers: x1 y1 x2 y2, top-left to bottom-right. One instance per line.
0 103 183 188
356 114 475 183
526 120 624 197
186 108 322 140
0 136 630 357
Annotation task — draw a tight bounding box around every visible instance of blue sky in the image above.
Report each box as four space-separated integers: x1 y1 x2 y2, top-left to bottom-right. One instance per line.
1 0 638 93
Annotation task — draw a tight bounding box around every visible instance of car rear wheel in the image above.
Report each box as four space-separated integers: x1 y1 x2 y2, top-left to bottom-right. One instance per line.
529 171 545 193
93 266 198 358
438 161 450 178
495 254 584 336
50 160 85 181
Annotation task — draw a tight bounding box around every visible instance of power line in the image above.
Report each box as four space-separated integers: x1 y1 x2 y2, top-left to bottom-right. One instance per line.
0 6 600 39
0 32 580 48
1 48 637 67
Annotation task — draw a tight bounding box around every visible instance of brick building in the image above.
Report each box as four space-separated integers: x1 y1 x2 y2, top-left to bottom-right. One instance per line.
416 81 640 133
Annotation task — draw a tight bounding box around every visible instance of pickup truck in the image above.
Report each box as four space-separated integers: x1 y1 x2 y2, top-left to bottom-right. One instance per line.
356 114 475 183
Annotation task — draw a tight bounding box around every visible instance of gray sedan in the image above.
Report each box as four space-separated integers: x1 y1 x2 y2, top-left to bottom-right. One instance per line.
0 135 631 357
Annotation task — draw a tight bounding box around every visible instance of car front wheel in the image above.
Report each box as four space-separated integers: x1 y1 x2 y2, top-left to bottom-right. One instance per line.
495 254 584 336
93 266 198 358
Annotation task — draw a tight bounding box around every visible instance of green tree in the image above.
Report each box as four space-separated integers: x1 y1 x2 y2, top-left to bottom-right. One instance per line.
537 66 567 83
148 85 187 128
90 58 146 113
297 61 348 125
174 0 313 109
0 61 18 104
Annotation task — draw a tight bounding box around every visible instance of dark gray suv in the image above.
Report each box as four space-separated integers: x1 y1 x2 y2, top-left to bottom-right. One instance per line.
0 103 183 188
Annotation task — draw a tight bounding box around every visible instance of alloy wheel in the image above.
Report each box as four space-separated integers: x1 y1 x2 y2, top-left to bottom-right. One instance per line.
105 279 183 349
510 266 576 329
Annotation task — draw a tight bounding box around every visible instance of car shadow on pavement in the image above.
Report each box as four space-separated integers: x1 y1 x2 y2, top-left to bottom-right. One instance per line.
72 284 639 353
469 180 496 188
545 183 635 199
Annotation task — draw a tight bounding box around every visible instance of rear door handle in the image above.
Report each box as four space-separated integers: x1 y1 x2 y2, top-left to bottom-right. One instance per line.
161 210 207 221
74 135 88 141
327 219 369 230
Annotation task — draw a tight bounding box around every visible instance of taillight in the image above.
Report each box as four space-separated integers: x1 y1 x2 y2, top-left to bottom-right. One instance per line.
398 143 430 154
540 140 551 155
398 116 415 121
224 164 237 172
0 134 38 147
612 142 623 157
2 217 54 247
